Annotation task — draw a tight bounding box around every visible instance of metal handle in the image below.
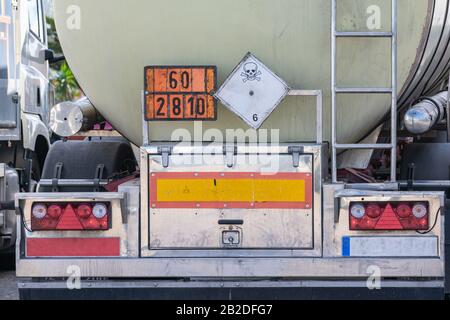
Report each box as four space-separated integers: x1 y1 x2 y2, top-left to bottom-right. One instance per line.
218 219 244 225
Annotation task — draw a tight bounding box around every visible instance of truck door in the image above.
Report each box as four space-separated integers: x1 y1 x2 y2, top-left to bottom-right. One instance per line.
22 0 50 126
142 144 323 258
0 0 19 139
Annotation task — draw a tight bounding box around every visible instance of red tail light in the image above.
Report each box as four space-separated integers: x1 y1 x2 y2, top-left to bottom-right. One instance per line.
349 202 429 231
31 203 110 231
76 204 92 219
47 205 63 219
366 203 382 219
396 204 412 218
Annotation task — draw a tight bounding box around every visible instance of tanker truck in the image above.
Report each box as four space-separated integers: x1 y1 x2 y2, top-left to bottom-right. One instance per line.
14 0 450 299
1 0 57 257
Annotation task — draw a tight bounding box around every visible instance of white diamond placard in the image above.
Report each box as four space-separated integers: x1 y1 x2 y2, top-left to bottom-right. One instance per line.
215 53 291 129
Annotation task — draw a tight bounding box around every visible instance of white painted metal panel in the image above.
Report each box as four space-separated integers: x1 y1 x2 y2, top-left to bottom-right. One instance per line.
343 236 439 257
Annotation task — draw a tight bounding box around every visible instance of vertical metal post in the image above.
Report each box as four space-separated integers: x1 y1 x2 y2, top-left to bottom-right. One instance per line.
447 73 450 143
316 90 323 144
331 0 338 183
390 0 398 183
141 91 150 146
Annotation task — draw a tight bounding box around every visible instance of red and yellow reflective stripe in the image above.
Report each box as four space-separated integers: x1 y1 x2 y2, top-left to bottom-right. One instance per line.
150 172 312 209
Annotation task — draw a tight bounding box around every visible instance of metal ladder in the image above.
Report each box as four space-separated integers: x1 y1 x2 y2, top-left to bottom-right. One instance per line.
331 0 398 183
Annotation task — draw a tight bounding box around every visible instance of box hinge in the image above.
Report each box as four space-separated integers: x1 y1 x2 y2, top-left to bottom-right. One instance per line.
158 146 172 168
288 146 305 168
12 93 19 105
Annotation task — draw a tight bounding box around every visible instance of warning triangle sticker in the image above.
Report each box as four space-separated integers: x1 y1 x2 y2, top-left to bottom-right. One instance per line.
375 204 402 230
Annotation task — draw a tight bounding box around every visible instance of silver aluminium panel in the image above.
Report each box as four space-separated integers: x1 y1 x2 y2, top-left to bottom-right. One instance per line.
141 144 324 258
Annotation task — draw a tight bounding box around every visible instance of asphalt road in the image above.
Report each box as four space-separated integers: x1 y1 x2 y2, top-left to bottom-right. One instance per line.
0 271 18 300
0 254 18 300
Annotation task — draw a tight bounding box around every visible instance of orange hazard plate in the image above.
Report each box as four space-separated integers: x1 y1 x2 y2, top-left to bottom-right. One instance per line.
144 66 217 121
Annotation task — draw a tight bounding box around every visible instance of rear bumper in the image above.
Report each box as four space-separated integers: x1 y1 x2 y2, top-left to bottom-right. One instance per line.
18 280 445 300
17 256 446 300
16 257 445 278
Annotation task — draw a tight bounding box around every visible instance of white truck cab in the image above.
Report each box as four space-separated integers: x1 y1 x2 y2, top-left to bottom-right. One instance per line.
1 0 51 253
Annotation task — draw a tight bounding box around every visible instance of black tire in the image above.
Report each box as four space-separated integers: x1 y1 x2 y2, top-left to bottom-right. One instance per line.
40 139 137 192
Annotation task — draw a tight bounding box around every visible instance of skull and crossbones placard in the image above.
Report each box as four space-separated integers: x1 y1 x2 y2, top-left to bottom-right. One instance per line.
241 62 262 82
215 52 291 130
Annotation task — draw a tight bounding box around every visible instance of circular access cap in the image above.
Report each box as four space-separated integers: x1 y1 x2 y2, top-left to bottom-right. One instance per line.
49 101 84 137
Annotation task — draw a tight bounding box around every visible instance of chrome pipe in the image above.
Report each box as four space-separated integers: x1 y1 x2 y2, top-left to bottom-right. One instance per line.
398 180 450 188
404 91 448 135
38 179 109 187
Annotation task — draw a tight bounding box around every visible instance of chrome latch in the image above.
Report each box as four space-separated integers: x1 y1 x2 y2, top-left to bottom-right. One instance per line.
158 146 172 168
223 145 237 168
288 146 304 168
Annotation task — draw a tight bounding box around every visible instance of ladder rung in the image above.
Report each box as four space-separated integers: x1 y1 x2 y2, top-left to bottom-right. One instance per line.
335 31 393 38
335 87 393 94
335 144 394 150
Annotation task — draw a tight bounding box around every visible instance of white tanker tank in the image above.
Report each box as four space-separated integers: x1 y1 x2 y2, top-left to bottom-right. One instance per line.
53 0 450 146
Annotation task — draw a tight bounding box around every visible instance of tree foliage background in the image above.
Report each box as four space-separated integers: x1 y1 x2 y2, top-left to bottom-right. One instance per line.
44 0 83 102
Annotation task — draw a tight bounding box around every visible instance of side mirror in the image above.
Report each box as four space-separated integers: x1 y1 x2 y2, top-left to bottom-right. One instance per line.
43 49 66 64
44 48 55 61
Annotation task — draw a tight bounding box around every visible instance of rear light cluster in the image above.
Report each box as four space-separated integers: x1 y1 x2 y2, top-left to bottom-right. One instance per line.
31 203 110 231
349 202 429 231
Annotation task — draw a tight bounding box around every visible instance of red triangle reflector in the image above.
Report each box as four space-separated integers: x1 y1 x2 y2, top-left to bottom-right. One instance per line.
56 205 83 230
375 204 403 230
